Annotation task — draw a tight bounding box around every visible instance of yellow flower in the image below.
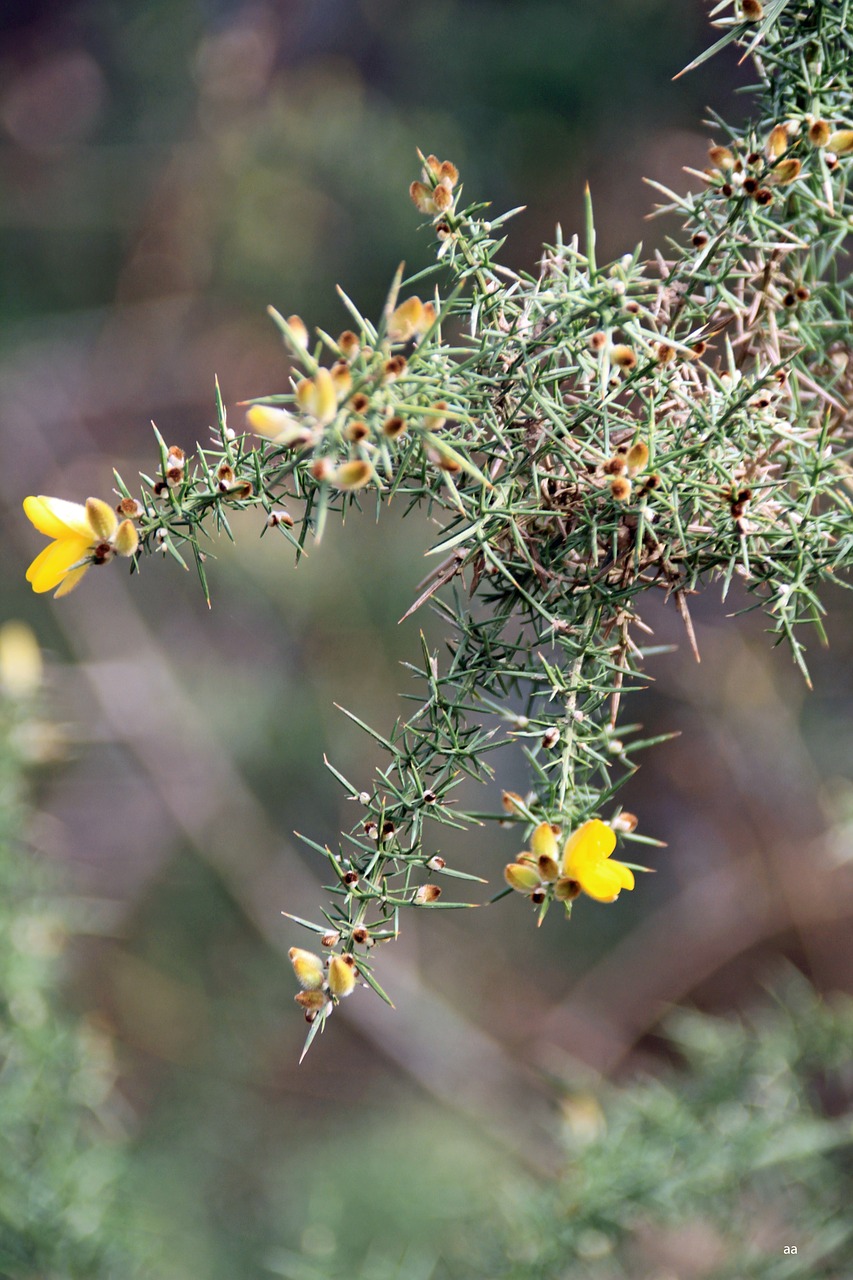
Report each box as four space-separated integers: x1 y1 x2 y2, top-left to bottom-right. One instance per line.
23 496 131 598
560 819 635 903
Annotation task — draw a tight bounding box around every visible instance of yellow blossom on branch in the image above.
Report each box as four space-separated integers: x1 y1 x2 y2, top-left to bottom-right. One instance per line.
23 496 138 598
560 819 635 903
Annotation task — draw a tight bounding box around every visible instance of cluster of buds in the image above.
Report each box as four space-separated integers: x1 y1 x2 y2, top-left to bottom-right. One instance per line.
289 945 359 1022
214 461 253 500
603 439 655 504
410 154 459 218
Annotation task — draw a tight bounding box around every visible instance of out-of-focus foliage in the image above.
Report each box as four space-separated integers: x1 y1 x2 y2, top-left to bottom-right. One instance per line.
515 979 853 1278
0 629 133 1277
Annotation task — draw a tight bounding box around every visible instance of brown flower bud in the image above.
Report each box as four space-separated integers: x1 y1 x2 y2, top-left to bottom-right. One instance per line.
708 145 734 170
383 415 407 440
808 119 831 148
266 509 294 528
741 0 763 18
554 877 581 902
338 330 360 357
116 497 144 519
589 330 607 351
610 476 633 503
772 158 801 184
415 884 442 904
610 345 637 370
766 124 789 158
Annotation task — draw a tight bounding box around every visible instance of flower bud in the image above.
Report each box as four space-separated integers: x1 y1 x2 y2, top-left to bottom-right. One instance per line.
610 476 633 502
266 509 294 528
116 498 144 519
828 129 853 155
321 931 341 948
327 955 357 999
85 497 118 543
330 460 374 491
310 458 334 482
772 158 801 184
438 160 459 186
765 124 789 157
537 854 560 882
501 790 525 814
627 441 649 474
113 520 139 558
708 145 734 170
388 296 424 343
504 862 542 893
541 726 560 750
352 926 370 946
610 345 637 370
741 0 763 18
338 330 360 357
808 119 831 148
295 990 329 1012
247 405 314 447
313 367 338 424
554 877 581 902
589 330 607 351
289 947 325 991
414 884 441 904
345 419 370 443
612 811 638 833
410 181 439 215
286 314 309 350
383 415 407 440
330 360 352 400
427 855 446 871
655 342 675 364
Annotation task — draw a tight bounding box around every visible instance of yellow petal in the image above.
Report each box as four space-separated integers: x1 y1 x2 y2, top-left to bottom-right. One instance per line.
611 860 635 891
574 859 629 903
530 822 559 862
26 535 91 594
24 496 91 540
561 819 616 878
53 563 91 598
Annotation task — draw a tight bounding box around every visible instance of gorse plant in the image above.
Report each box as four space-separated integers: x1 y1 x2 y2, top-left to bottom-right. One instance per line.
23 1 853 1057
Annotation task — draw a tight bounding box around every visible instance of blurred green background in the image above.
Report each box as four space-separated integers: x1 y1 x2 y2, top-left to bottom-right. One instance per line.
2 1 853 1275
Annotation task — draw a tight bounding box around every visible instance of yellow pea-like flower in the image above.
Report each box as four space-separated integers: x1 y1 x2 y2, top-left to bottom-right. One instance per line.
23 495 119 598
560 819 635 903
